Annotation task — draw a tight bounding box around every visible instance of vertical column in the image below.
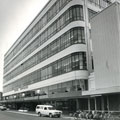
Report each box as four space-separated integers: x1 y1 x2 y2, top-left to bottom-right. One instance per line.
50 101 53 105
84 0 93 73
101 96 104 111
88 98 91 111
107 95 109 111
94 97 97 110
76 99 79 110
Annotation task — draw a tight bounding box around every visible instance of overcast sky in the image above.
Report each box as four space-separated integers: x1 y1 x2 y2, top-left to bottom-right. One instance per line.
0 0 49 92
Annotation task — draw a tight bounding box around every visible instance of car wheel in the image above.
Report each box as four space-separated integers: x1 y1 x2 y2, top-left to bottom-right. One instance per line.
49 113 53 118
38 112 41 117
58 114 61 118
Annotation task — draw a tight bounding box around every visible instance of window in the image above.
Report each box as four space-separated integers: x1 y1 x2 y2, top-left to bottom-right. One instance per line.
100 0 107 8
53 22 57 34
79 28 85 43
52 62 58 76
73 28 78 43
71 27 85 44
59 15 64 28
37 106 40 109
56 0 60 13
64 31 69 48
47 66 52 78
72 53 79 70
41 67 47 80
79 52 87 69
65 9 70 23
37 69 41 82
72 52 87 70
57 60 62 75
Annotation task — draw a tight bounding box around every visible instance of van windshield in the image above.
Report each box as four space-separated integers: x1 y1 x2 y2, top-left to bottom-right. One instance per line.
48 107 56 110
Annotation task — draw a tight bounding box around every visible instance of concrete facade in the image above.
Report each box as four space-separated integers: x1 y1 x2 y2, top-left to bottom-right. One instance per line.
91 2 120 93
88 2 120 111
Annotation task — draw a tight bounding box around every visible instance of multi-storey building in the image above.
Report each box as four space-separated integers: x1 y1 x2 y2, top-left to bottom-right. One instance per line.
3 0 111 112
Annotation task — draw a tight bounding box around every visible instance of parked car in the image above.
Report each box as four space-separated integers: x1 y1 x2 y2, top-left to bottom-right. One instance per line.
18 107 29 112
36 105 62 118
0 105 7 111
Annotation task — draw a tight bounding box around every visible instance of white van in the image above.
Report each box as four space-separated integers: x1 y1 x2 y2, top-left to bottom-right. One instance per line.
36 105 62 118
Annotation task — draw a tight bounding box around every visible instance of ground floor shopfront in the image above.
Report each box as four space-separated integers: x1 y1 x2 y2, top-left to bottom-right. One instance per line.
2 93 120 113
5 98 88 113
3 90 87 112
86 93 120 111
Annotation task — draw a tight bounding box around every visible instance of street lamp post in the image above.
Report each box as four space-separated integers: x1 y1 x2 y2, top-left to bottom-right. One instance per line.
36 89 40 104
6 97 8 108
14 95 17 110
22 93 25 111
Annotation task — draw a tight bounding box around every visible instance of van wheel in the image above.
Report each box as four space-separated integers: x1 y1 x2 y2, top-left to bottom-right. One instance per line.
38 112 41 117
58 114 61 118
49 113 53 118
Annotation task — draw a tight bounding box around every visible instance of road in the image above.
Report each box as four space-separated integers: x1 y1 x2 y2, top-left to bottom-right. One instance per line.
0 110 72 120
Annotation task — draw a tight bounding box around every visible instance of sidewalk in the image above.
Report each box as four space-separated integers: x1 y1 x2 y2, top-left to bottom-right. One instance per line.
6 110 74 119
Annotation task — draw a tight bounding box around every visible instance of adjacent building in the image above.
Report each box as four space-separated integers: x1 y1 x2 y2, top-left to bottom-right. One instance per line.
3 0 111 112
88 1 120 111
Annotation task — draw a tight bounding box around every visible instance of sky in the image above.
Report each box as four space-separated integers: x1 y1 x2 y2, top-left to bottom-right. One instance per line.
0 0 49 92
